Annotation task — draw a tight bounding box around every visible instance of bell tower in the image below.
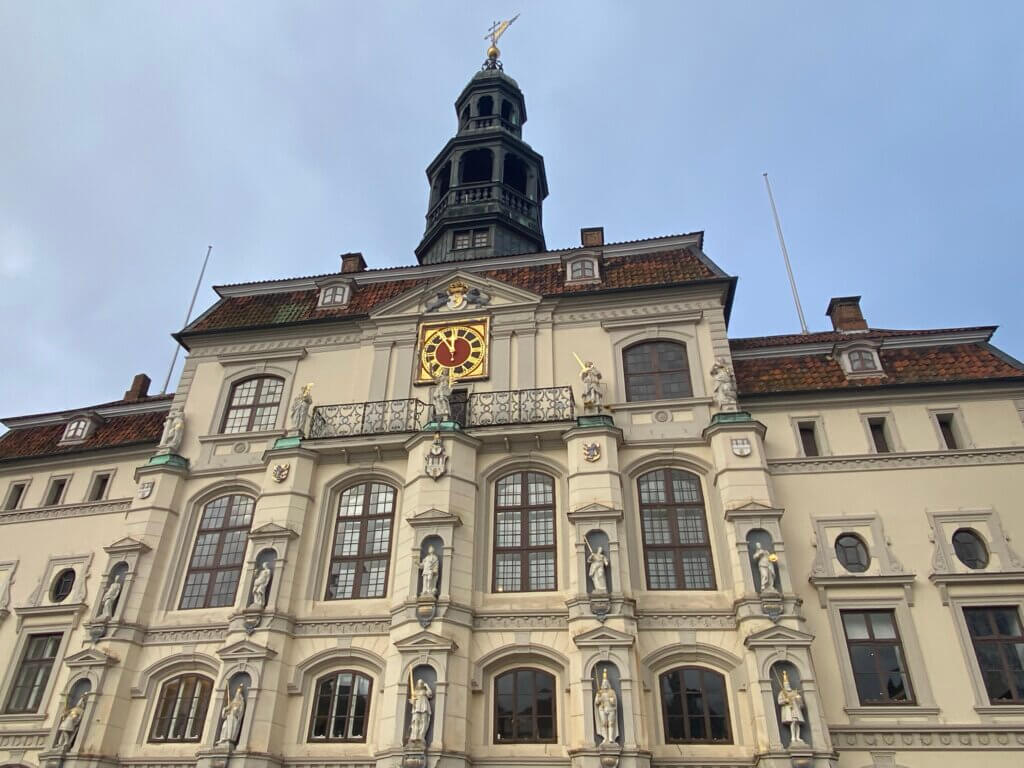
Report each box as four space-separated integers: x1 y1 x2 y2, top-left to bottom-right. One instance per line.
415 40 549 264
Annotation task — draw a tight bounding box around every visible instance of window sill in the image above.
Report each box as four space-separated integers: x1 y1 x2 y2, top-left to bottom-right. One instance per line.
975 704 1024 717
843 705 940 720
611 397 712 412
0 712 48 723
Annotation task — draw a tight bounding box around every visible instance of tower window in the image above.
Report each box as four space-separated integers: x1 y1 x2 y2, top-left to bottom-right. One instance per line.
473 229 489 247
477 95 493 116
501 99 516 124
503 153 528 194
459 148 493 184
453 229 488 250
435 161 451 201
797 422 820 457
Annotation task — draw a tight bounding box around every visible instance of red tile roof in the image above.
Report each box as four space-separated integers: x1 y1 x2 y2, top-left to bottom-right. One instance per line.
730 327 996 350
187 248 720 334
734 343 1024 396
0 409 168 462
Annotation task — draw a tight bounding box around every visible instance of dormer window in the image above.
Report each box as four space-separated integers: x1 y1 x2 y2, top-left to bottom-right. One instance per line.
848 349 878 372
565 256 600 284
835 342 884 379
316 280 353 308
64 419 89 441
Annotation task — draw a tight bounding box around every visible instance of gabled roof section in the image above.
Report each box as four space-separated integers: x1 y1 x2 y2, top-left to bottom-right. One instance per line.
369 269 543 319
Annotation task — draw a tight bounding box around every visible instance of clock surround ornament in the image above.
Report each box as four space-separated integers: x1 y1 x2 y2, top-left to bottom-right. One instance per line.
417 317 490 383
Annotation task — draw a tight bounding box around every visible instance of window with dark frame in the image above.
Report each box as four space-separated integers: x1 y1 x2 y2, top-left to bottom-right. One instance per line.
659 666 732 743
494 668 556 743
797 422 820 457
44 478 67 506
325 482 396 600
834 533 871 573
963 607 1024 703
952 529 990 570
841 610 915 704
4 633 62 713
88 473 111 502
3 482 26 511
179 495 254 609
936 413 959 449
848 349 878 372
50 568 76 602
308 671 372 741
493 472 556 593
638 469 715 591
148 674 213 742
221 376 284 434
868 417 890 453
623 341 693 402
473 229 489 248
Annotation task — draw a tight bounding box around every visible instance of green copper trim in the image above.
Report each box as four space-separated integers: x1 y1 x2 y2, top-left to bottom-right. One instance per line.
710 411 753 425
424 421 461 432
273 436 303 449
147 453 188 468
576 414 615 428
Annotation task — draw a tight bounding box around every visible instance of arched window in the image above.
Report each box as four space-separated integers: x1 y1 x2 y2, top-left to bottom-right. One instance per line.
309 671 372 742
623 341 693 402
638 469 714 590
326 482 396 600
149 674 213 742
503 153 528 194
834 533 870 573
221 376 284 434
477 95 493 116
459 148 493 184
493 472 556 593
660 667 731 743
434 161 451 201
952 528 989 569
180 495 254 609
494 668 556 743
569 258 596 281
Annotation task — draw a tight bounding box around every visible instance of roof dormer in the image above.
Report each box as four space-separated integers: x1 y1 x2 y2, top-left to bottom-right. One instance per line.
314 276 355 309
59 411 104 445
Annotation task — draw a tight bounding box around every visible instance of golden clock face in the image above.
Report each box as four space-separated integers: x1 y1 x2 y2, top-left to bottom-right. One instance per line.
417 318 489 382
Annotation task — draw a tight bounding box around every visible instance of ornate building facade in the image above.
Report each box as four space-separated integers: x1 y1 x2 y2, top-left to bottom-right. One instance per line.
2 47 1024 768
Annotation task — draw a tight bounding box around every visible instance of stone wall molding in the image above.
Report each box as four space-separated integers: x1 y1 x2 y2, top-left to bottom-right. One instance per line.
769 447 1024 475
0 498 131 525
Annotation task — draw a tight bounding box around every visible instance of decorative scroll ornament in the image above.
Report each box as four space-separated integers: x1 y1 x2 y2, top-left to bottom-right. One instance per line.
271 464 290 483
424 280 491 312
583 441 601 463
424 434 448 480
731 438 752 457
138 481 154 499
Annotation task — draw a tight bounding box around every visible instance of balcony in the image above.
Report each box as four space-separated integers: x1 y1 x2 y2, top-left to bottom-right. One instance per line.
307 386 574 440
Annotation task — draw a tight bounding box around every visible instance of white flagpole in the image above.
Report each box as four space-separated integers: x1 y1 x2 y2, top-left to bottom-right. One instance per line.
762 173 809 335
162 245 212 394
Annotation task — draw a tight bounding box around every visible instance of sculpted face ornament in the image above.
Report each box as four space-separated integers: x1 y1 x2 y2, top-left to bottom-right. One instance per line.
271 463 290 483
731 438 752 457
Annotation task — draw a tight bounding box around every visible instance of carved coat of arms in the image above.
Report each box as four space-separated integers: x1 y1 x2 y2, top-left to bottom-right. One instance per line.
582 442 601 463
271 463 291 483
425 435 448 480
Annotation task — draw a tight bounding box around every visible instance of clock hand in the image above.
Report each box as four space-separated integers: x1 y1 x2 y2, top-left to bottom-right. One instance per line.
442 328 456 357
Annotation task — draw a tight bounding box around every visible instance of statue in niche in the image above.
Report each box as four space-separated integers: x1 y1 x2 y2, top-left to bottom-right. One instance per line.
710 358 738 412
586 541 609 595
158 407 185 453
289 383 314 436
55 694 87 748
217 685 246 746
575 354 604 413
593 669 619 745
752 541 779 593
407 677 433 744
418 546 440 597
430 373 453 422
97 574 123 621
776 669 806 744
251 562 272 609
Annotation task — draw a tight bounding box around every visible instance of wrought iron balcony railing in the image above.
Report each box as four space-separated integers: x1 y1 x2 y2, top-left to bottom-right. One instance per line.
307 386 575 439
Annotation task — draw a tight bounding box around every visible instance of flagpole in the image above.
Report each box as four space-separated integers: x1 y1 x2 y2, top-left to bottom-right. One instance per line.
162 245 212 394
762 174 809 335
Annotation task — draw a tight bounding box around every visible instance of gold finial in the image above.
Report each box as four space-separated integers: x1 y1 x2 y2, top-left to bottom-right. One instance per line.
484 14 520 68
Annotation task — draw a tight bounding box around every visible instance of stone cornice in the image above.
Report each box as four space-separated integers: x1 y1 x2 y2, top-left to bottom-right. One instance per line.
828 724 1024 749
769 447 1024 475
0 498 131 525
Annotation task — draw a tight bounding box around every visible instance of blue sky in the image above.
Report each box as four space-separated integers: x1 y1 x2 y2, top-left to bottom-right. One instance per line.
1 1 1021 417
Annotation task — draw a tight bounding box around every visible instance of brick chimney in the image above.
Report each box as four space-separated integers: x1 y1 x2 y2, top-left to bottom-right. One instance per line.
124 373 151 402
340 252 367 274
580 227 604 247
826 296 868 332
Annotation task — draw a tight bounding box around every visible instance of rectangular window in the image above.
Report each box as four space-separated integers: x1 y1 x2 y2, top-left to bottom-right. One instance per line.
841 610 915 704
3 482 26 511
964 606 1024 703
5 633 62 713
936 413 959 449
453 230 471 249
798 422 820 457
44 478 68 506
868 417 891 453
473 229 489 247
88 473 111 502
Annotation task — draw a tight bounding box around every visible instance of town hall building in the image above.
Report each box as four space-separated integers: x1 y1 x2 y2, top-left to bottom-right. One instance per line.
1 37 1024 768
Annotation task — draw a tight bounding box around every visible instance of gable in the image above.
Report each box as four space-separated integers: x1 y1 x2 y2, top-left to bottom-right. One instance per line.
370 270 543 320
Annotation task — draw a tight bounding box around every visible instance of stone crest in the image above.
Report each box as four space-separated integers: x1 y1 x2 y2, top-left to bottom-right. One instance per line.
583 442 601 463
424 435 448 480
425 280 491 312
271 463 290 483
731 438 752 457
138 481 154 499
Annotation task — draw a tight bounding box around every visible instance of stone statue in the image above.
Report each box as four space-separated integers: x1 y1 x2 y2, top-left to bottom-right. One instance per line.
431 373 453 423
289 383 314 436
776 670 805 744
576 356 604 413
418 546 440 597
594 670 619 745
752 541 778 593
97 575 123 621
217 685 246 746
587 544 609 595
56 694 87 748
408 678 433 743
251 563 272 609
710 358 738 412
158 407 184 453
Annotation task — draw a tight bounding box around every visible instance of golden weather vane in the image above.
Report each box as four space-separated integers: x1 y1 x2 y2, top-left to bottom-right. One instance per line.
483 13 520 67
